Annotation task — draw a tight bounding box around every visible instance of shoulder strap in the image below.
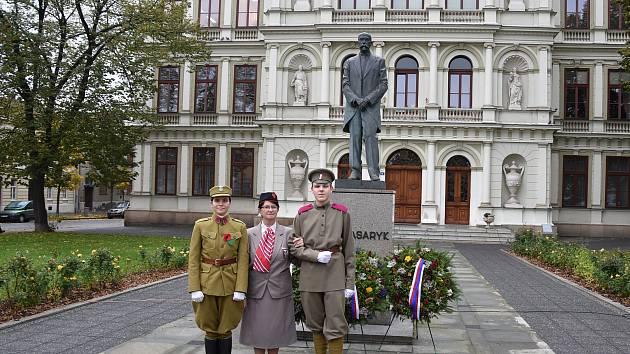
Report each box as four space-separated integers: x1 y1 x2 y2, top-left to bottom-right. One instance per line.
298 203 314 215
331 203 348 213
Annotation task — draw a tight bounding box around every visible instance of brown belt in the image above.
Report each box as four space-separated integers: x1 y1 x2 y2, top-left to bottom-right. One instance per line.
202 256 237 266
321 245 341 254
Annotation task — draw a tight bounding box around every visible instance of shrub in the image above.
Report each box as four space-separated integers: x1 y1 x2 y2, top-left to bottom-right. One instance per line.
82 249 121 289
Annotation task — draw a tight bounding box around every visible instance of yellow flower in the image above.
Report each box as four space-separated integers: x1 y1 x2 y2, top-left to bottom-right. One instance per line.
366 287 373 293
70 276 77 281
91 249 97 256
139 245 143 248
57 264 64 271
404 255 412 262
76 254 82 258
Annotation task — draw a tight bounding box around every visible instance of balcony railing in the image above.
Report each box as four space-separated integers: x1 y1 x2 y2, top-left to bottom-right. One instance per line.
607 30 630 43
563 29 591 42
383 107 427 121
234 28 259 41
330 106 344 120
440 10 484 23
385 9 428 23
156 114 179 125
193 114 218 125
561 119 590 132
605 120 630 133
197 28 220 41
332 10 373 23
231 113 258 125
439 108 482 122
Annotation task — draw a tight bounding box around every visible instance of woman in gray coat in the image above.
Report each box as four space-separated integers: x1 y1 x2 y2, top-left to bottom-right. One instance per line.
239 192 299 354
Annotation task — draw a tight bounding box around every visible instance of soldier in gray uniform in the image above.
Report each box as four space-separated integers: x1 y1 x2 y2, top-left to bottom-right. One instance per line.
290 168 356 354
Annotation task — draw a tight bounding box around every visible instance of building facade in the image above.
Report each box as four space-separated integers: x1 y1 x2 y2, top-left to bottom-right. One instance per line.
128 0 630 236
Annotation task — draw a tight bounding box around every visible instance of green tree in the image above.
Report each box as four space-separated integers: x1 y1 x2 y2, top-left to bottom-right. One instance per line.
0 0 209 231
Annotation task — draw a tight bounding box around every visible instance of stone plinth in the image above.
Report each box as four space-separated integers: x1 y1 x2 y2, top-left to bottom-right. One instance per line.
332 186 394 257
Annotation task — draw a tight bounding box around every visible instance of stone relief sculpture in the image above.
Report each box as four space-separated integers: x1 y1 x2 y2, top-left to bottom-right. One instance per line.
508 68 523 110
290 65 308 106
503 161 524 207
288 154 308 198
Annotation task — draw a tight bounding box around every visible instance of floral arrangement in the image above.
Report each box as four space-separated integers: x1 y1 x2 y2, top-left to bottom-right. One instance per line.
383 244 460 323
292 243 460 325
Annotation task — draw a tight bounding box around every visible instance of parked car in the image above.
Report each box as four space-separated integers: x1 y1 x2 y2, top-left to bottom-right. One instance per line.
107 201 130 219
0 201 35 223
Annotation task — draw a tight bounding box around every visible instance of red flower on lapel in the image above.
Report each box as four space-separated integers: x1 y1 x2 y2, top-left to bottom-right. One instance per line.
223 233 231 242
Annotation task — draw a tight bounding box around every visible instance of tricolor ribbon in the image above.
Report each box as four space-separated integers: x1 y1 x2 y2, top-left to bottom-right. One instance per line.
350 285 360 320
408 258 426 321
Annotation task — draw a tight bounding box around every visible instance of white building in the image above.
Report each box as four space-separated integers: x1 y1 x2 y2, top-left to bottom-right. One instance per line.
128 0 630 237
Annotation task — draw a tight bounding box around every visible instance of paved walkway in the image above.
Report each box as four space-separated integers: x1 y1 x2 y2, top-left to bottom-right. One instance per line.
456 244 630 354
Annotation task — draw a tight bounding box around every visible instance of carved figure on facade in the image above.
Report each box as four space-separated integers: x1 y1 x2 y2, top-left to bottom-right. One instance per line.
508 68 523 110
503 161 524 207
288 154 308 198
290 65 308 106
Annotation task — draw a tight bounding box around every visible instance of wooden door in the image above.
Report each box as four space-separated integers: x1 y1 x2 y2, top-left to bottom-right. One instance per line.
386 149 422 224
445 156 471 225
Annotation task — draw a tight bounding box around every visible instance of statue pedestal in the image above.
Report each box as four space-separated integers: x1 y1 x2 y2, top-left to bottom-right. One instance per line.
333 183 393 257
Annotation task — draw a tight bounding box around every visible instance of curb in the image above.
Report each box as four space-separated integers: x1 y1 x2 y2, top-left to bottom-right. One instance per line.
0 272 188 330
500 249 630 314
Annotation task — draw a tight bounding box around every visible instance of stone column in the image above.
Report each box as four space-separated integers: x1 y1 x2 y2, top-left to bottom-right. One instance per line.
218 143 228 186
482 142 491 205
537 144 549 206
267 44 279 104
593 61 603 119
538 46 549 107
591 150 602 207
132 144 143 193
484 43 494 107
264 138 274 191
179 144 189 195
220 58 230 112
595 0 604 27
319 139 327 168
428 42 440 105
182 62 192 113
320 42 331 105
552 62 560 117
223 0 232 27
142 144 152 193
426 141 436 203
374 41 384 58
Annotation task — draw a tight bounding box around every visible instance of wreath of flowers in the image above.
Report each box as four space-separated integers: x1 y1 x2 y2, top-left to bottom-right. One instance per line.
292 244 460 325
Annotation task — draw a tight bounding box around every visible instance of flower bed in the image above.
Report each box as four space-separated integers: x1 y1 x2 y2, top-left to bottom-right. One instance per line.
510 229 630 301
292 245 461 325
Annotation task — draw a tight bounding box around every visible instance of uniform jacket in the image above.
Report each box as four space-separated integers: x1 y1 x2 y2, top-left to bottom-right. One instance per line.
290 202 355 292
342 52 388 134
246 223 295 299
187 213 249 296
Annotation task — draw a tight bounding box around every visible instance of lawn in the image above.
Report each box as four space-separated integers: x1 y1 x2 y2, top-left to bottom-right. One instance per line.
0 232 191 274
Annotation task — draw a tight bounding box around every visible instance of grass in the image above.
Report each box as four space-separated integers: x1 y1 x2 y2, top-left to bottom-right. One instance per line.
0 232 190 274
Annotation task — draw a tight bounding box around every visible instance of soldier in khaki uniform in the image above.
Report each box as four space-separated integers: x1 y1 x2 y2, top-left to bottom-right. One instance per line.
290 169 356 354
188 185 249 354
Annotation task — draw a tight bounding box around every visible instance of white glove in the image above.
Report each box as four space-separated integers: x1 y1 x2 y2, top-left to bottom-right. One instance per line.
191 291 204 303
233 291 246 301
317 251 332 264
344 289 355 299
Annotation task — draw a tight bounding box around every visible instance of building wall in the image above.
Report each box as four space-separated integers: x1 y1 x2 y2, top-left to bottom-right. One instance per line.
128 1 630 235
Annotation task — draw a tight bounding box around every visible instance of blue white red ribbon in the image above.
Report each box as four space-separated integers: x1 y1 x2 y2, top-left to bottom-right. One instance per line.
350 285 360 320
408 258 426 320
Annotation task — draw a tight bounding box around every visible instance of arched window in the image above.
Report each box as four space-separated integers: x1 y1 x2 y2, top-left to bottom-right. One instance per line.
448 56 473 109
395 56 419 108
338 154 351 179
340 54 356 106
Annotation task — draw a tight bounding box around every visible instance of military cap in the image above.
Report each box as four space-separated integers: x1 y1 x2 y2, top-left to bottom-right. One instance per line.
258 191 279 208
308 168 336 184
209 185 232 198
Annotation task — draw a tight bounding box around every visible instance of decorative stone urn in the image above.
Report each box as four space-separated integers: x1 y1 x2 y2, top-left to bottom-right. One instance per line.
482 213 495 229
288 155 308 198
503 161 524 207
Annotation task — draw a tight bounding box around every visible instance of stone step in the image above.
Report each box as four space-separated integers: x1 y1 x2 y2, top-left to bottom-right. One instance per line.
391 224 514 244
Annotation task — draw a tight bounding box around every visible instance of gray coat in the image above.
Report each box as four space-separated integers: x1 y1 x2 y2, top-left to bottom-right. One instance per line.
246 223 294 299
342 53 388 134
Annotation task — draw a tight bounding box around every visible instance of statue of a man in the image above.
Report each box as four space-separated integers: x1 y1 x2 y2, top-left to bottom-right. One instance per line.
508 68 523 110
290 65 308 105
342 33 388 181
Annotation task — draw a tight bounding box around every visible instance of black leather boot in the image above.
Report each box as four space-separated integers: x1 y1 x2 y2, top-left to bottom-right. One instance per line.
204 338 218 354
217 336 232 354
